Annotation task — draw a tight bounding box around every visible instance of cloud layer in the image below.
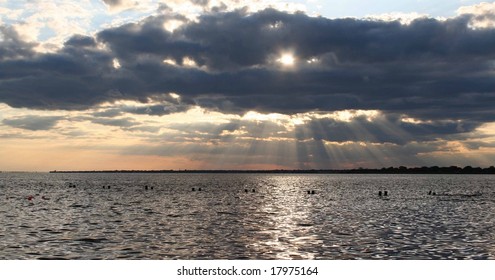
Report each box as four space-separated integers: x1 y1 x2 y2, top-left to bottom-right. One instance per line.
1 5 495 170
1 8 494 120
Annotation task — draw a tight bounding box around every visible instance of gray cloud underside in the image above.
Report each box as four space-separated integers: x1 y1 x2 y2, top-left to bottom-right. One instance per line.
1 115 64 131
101 0 125 7
1 9 494 125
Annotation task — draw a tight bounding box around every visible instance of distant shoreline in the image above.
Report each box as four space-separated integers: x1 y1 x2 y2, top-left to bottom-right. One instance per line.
49 166 495 174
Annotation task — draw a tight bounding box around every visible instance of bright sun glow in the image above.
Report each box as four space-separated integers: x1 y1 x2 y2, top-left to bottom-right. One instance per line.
278 53 295 66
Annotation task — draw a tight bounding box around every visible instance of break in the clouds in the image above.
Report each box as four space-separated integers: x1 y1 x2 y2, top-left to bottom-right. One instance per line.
1 1 495 171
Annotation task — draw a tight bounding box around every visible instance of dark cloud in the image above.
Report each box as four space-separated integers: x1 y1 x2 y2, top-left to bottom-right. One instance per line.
93 108 123 118
0 26 36 61
0 29 115 109
93 101 191 117
123 104 191 116
101 0 125 8
89 117 139 128
75 115 162 132
64 35 97 48
191 0 210 7
1 8 494 128
2 115 64 131
463 140 495 150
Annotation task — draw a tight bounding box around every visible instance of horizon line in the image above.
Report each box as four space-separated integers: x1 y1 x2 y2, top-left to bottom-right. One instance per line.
41 165 495 174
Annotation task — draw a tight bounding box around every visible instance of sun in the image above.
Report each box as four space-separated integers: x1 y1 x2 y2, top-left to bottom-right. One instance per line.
278 53 295 66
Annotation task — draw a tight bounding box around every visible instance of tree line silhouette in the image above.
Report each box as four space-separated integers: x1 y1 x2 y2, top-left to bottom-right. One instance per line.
50 166 495 174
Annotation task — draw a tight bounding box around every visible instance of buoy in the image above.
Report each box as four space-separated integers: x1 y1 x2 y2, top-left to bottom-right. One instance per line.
198 188 202 191
428 190 432 195
107 186 111 189
384 191 388 196
378 191 382 196
145 186 148 190
252 189 255 193
192 187 196 191
245 189 248 193
311 190 315 195
27 195 34 201
151 186 154 190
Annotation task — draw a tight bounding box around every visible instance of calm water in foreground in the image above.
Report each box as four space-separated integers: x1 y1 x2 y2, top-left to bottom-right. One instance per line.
1 173 494 259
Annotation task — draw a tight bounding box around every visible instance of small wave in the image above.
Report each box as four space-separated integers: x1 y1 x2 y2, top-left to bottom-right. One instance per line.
217 211 237 216
296 223 314 227
75 237 108 243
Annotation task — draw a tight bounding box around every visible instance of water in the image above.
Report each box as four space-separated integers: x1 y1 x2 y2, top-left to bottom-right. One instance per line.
1 173 494 259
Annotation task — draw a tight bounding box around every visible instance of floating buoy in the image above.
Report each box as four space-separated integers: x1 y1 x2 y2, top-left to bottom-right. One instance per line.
252 189 255 193
151 186 154 190
245 189 248 193
428 190 432 195
145 185 148 190
27 195 34 201
192 187 196 191
311 190 316 195
384 191 388 196
198 188 202 191
378 191 382 196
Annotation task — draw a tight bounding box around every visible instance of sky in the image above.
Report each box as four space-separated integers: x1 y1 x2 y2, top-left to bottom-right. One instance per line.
0 0 495 171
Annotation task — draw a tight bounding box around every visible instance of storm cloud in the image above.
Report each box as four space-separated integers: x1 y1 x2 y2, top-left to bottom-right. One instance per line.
0 26 36 61
1 8 494 127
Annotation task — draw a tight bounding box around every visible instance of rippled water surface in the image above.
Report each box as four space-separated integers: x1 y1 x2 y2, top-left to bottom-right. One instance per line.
1 173 494 259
